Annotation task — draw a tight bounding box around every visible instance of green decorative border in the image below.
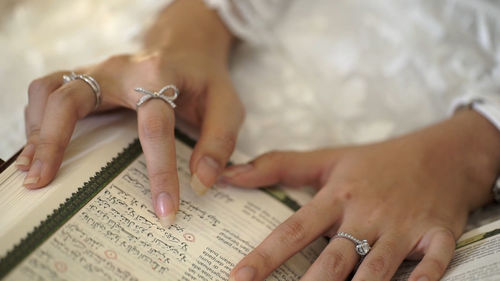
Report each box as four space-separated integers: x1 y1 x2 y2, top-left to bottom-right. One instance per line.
0 128 298 279
0 128 197 279
456 228 500 249
0 138 142 279
260 187 301 212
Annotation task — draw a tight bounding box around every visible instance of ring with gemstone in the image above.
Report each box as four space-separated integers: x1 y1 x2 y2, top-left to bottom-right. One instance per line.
134 85 179 109
62 72 101 111
332 232 371 256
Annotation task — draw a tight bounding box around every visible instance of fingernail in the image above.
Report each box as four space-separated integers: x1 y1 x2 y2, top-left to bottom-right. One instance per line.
24 159 41 186
191 174 209 196
191 156 220 195
222 163 254 178
231 266 256 281
23 176 39 186
417 277 429 281
156 192 175 227
16 144 35 168
16 156 31 167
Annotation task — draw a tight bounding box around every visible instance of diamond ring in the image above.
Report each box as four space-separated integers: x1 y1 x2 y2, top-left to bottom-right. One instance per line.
332 232 371 256
63 72 102 111
134 85 179 109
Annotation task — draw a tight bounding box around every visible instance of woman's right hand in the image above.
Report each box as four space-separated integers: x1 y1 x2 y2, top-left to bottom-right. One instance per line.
16 0 244 227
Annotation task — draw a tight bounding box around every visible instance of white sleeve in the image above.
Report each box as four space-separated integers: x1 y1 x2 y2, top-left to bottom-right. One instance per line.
202 0 290 45
450 76 500 131
449 0 500 131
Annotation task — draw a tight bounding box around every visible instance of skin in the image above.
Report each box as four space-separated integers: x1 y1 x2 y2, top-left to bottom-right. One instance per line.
223 109 500 281
16 0 243 226
17 1 500 280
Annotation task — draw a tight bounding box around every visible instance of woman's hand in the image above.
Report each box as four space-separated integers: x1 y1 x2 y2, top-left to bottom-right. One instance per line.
223 109 500 281
16 0 244 226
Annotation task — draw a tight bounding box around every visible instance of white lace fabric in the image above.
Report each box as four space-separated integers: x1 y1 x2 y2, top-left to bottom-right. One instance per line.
2 0 499 159
205 0 500 157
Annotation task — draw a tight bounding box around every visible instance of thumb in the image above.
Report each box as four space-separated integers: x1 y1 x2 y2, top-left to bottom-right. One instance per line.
220 149 340 189
189 78 245 195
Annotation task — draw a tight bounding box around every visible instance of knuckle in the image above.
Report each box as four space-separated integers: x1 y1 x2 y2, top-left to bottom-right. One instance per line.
278 218 307 245
425 257 446 275
251 248 273 269
320 251 347 278
141 53 162 69
341 180 367 192
48 90 76 109
27 126 41 139
28 78 50 99
333 190 353 202
378 239 398 257
48 88 94 118
300 202 322 219
140 115 172 141
365 255 387 275
148 170 177 190
436 227 457 244
332 180 368 202
364 240 398 276
261 151 286 163
37 138 66 155
211 132 237 153
104 54 130 65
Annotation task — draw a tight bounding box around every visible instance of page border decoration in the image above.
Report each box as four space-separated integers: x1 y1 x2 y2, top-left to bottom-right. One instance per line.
0 138 142 278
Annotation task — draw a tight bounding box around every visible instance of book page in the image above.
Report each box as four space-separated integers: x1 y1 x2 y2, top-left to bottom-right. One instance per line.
392 219 500 281
0 111 139 257
4 138 327 281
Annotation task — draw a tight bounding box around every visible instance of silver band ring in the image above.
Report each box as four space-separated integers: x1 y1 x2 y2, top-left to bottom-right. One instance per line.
135 85 179 109
333 232 371 256
63 72 102 111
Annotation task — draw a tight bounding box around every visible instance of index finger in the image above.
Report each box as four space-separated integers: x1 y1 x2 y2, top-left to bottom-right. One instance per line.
137 98 179 227
17 71 67 170
229 187 342 281
189 78 244 195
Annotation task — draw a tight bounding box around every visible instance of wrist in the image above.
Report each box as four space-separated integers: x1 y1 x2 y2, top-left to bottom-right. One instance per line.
144 0 234 62
443 109 500 208
404 108 500 211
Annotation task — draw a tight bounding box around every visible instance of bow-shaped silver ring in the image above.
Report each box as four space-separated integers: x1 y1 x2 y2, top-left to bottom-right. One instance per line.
135 85 179 109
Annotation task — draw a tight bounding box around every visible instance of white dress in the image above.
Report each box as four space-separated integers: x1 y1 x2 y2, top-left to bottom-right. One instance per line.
2 0 499 157
204 0 500 157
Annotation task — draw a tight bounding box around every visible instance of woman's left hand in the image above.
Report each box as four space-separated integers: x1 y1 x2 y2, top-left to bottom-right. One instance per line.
222 109 500 281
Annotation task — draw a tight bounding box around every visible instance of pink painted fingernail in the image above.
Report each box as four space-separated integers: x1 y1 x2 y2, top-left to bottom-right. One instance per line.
222 164 254 178
191 156 220 195
230 266 256 281
24 159 42 187
156 192 175 227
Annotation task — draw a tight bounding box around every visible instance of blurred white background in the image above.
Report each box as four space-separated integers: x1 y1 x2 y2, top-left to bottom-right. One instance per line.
0 0 168 160
2 0 499 164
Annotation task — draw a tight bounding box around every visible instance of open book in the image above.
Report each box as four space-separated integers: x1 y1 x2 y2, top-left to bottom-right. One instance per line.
0 111 499 280
0 111 327 280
